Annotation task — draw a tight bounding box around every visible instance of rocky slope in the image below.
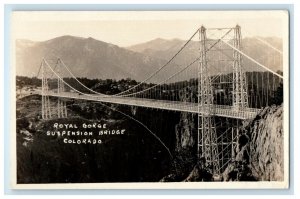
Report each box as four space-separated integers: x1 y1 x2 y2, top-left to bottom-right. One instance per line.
248 105 284 181
223 105 284 181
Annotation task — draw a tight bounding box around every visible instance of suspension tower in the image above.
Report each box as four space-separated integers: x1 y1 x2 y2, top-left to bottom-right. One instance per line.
232 25 249 109
41 58 67 119
198 26 220 174
41 59 52 119
230 25 249 159
56 59 68 118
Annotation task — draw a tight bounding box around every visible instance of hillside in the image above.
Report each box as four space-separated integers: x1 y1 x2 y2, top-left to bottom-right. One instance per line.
16 36 165 81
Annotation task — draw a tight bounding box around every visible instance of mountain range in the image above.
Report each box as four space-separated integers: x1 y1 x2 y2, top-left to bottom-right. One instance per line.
16 36 165 81
127 37 283 73
16 35 283 81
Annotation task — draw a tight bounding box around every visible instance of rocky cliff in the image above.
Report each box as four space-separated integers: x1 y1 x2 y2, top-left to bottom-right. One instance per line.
248 105 284 181
223 105 284 181
161 104 284 182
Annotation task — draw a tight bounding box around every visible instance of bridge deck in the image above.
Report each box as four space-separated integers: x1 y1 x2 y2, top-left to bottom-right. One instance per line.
44 91 260 120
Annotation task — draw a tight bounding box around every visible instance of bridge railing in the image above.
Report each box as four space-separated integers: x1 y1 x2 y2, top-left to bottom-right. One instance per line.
44 91 261 119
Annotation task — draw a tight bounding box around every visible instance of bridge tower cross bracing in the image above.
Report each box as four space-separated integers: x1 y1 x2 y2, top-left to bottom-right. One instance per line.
197 26 220 174
41 59 52 119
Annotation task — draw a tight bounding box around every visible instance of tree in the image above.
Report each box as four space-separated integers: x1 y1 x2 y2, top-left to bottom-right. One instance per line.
271 81 283 105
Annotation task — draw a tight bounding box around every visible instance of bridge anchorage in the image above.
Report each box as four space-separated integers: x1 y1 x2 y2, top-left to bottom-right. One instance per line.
38 24 283 177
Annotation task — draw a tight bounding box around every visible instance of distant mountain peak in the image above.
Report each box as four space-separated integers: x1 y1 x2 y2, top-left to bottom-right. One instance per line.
16 35 166 81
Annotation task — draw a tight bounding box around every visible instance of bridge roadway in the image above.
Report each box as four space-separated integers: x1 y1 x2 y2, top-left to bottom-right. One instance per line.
41 91 261 120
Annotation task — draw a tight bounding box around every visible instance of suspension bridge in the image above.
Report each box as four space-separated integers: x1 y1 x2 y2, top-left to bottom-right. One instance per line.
27 25 283 176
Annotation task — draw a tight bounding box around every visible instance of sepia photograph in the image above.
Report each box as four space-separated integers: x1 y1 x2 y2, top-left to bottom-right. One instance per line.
10 10 289 189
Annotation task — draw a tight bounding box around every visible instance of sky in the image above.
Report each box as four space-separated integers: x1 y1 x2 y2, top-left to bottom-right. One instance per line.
11 11 288 47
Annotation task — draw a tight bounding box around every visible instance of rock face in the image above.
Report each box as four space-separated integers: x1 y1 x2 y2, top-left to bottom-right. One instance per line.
175 112 196 151
248 105 284 181
223 105 284 181
174 87 197 152
160 88 211 182
184 164 213 182
159 112 198 182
